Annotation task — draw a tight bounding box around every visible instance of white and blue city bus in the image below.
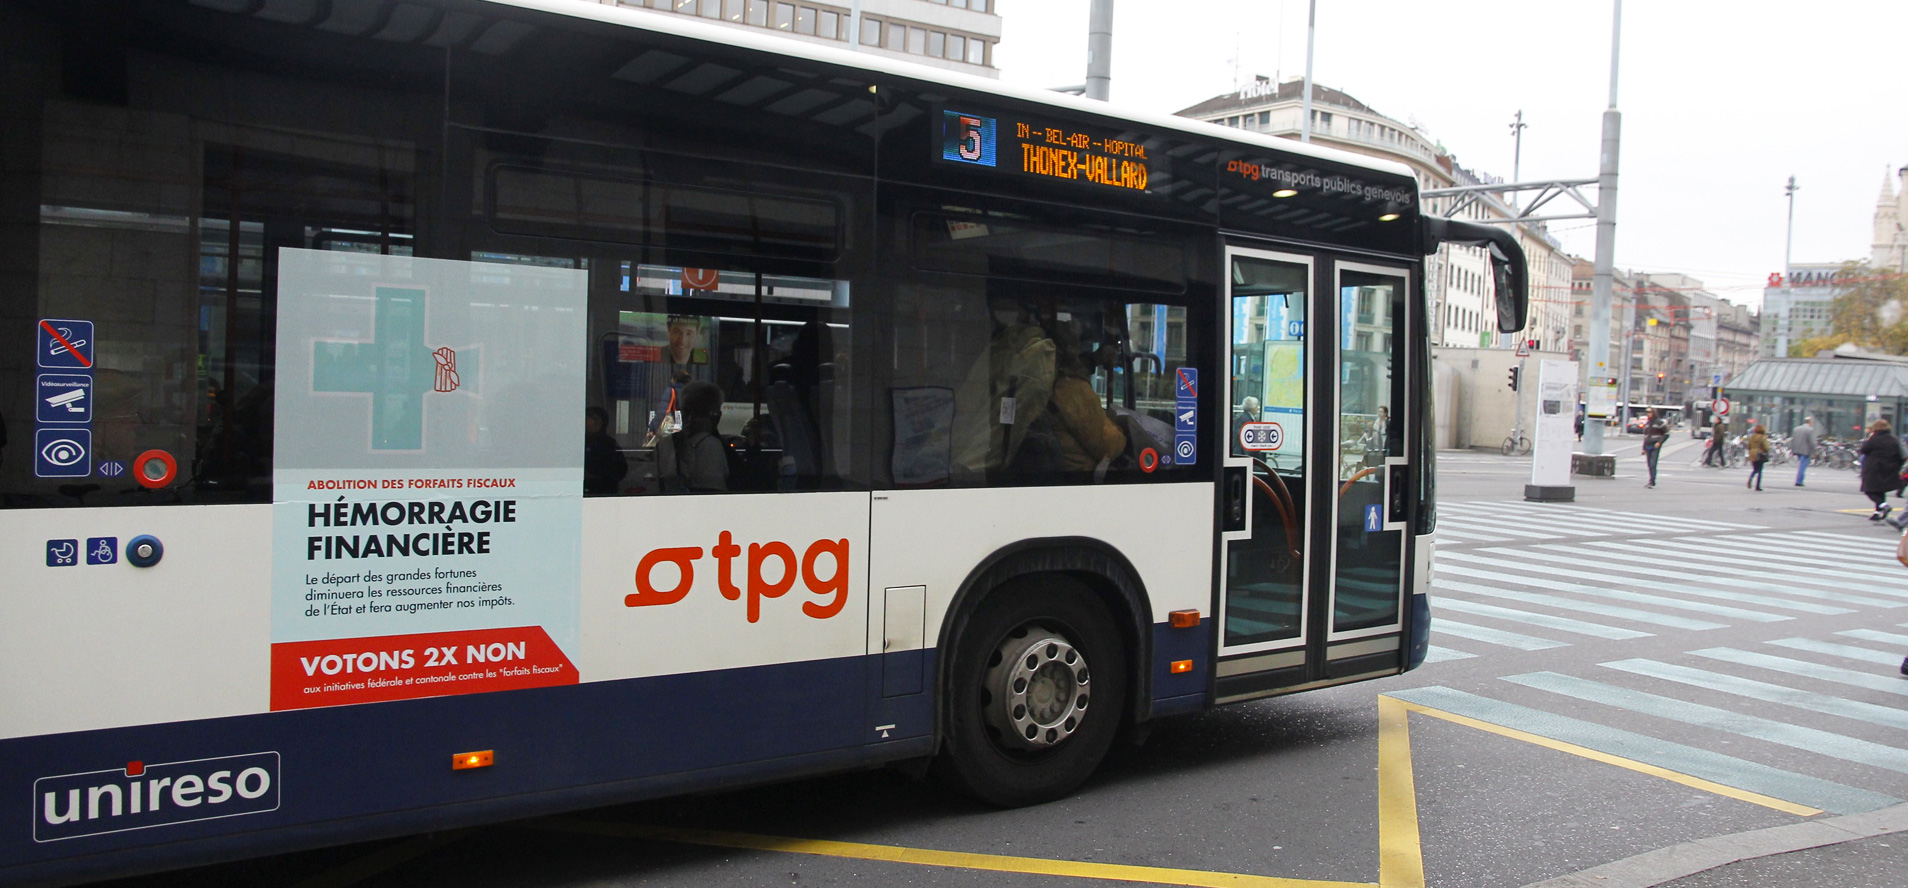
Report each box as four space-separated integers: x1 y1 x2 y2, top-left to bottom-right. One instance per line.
0 1 1527 882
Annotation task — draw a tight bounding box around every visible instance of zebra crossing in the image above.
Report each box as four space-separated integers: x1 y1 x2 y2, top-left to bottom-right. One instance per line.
1405 500 1908 815
1428 502 1907 660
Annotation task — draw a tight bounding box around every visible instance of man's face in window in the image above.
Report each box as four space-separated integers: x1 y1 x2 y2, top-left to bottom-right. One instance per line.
668 320 698 364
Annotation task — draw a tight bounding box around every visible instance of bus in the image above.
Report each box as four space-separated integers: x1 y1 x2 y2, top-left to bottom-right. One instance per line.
0 1 1527 882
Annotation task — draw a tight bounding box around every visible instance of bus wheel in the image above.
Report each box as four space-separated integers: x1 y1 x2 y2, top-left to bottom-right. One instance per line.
935 584 1127 807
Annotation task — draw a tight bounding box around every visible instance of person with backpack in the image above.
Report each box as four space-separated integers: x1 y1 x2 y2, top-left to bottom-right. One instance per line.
1641 408 1669 488
1744 422 1769 491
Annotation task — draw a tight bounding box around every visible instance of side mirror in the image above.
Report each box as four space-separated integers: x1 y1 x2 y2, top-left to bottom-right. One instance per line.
1421 216 1529 334
1488 241 1528 334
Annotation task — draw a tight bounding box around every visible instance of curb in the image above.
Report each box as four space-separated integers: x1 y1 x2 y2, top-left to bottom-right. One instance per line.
1519 802 1908 888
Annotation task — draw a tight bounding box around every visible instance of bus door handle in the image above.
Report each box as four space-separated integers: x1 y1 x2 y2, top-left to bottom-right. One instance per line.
1221 465 1247 533
1386 461 1409 526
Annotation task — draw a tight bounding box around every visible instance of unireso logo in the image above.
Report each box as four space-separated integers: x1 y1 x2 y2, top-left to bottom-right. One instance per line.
34 752 279 842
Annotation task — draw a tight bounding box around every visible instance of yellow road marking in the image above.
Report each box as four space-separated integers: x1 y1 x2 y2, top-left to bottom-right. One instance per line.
1391 698 1822 817
528 819 1373 888
1375 697 1425 888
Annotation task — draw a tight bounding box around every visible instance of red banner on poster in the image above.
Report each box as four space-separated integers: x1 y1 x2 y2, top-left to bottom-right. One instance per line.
270 626 577 711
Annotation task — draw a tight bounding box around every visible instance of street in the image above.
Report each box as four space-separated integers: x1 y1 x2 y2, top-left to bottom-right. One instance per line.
92 439 1908 888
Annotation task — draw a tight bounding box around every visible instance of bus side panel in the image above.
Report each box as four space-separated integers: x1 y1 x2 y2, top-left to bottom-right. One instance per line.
0 656 881 884
0 506 270 741
868 483 1213 711
577 491 873 689
2 490 897 881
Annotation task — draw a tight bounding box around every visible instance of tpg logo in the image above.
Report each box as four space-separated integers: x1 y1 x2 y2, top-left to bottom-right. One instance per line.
34 752 279 842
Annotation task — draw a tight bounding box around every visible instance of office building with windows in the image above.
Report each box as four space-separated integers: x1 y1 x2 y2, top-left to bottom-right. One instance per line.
1761 263 1845 358
601 0 999 77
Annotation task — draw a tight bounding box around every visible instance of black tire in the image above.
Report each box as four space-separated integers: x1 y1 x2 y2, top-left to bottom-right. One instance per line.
933 579 1129 807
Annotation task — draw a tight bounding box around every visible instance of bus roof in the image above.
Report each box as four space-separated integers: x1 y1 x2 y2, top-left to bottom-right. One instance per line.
490 0 1418 184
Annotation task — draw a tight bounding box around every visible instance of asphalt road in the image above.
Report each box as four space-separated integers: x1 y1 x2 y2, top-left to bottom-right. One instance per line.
87 436 1908 888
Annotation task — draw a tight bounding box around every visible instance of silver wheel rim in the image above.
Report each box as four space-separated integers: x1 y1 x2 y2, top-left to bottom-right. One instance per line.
983 625 1091 751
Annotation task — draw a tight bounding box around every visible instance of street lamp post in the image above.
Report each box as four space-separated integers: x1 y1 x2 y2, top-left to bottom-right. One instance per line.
1582 0 1622 458
1784 176 1799 279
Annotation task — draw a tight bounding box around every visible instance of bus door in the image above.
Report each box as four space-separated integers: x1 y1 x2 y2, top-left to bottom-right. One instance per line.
1215 247 1314 701
1323 261 1412 674
1215 249 1411 701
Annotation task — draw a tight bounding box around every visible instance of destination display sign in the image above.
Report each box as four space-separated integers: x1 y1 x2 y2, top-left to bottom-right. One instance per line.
938 109 1155 194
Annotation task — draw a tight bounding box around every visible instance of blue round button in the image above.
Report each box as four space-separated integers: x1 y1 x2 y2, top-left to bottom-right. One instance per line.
126 535 163 568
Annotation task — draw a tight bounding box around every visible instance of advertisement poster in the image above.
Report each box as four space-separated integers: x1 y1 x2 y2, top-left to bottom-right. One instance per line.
1530 360 1579 488
270 249 587 711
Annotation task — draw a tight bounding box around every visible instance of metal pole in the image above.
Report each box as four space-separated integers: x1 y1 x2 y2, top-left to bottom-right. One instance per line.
1783 175 1798 277
1583 0 1621 457
1514 354 1527 443
1509 110 1526 210
1300 0 1315 142
848 0 861 49
1084 0 1114 101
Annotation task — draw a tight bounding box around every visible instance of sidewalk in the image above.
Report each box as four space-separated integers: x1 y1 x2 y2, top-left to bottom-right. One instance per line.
1524 802 1908 888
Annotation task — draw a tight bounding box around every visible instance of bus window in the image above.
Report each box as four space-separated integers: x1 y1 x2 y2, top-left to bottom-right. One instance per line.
886 208 1205 487
590 263 856 495
3 114 423 509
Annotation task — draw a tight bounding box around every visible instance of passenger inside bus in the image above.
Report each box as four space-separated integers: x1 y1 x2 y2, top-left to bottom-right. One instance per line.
947 293 1172 484
584 406 628 496
656 381 729 492
1049 326 1127 474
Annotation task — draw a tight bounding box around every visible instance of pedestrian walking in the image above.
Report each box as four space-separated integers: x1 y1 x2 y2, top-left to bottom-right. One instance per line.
1898 432 1908 499
1745 423 1769 490
1790 416 1817 486
1641 408 1668 488
1895 528 1908 676
1702 415 1726 467
1858 420 1903 523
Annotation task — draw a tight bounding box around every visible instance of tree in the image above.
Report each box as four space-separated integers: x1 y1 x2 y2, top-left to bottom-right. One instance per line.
1803 262 1908 356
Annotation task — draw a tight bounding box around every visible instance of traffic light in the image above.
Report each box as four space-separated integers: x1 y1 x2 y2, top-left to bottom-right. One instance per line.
1507 367 1521 391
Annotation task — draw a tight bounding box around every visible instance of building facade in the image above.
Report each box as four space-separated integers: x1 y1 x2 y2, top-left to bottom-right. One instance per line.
1715 301 1759 383
596 0 1000 77
1760 263 1846 358
1566 263 1758 411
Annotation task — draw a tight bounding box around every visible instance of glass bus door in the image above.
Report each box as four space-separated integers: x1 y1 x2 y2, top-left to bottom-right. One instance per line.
1326 263 1411 664
1216 247 1314 700
1216 251 1412 701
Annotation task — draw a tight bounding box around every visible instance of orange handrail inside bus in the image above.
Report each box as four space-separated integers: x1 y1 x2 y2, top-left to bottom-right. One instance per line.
1338 466 1382 496
1251 472 1302 562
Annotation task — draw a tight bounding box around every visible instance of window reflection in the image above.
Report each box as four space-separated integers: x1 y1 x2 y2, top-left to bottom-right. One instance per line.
588 263 853 495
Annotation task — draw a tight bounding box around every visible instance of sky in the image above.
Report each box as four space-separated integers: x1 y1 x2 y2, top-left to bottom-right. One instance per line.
992 0 1908 308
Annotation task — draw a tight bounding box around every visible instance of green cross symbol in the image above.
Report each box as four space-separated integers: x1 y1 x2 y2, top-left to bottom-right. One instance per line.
311 286 477 451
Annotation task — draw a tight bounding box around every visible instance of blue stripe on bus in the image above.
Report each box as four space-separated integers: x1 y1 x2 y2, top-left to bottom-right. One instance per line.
4 622 1202 883
3 654 877 881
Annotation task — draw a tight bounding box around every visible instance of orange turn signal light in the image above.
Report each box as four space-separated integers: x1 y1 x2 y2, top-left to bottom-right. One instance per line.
1168 609 1201 628
452 750 494 771
1170 659 1194 674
